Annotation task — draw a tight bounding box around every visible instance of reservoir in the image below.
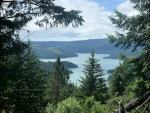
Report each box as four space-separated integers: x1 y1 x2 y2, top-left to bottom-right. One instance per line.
40 53 120 85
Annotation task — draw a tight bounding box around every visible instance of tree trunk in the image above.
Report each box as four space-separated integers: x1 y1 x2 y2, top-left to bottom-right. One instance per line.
112 91 150 113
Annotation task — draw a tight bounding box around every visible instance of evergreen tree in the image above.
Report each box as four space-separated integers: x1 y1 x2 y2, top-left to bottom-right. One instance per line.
108 0 150 96
21 40 47 113
45 57 72 106
110 63 128 95
80 50 108 103
0 39 48 113
11 47 28 113
0 37 27 112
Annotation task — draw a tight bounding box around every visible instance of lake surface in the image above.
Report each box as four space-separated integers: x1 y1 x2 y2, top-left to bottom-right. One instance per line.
40 53 120 85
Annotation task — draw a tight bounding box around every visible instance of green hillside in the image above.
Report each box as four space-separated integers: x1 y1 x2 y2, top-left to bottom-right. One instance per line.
31 39 139 59
31 44 77 59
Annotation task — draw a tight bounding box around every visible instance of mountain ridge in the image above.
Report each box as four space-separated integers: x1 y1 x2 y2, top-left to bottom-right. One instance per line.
29 38 138 59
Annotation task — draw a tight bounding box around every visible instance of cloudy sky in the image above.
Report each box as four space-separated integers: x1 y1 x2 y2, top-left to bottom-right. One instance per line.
20 0 138 41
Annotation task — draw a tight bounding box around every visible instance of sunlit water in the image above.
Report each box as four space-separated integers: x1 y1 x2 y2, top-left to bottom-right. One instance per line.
40 53 120 85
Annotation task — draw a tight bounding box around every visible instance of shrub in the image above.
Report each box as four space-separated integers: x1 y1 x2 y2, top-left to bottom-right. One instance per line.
55 97 82 113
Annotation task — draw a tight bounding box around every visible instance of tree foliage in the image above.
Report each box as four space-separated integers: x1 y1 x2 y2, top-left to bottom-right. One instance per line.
80 50 108 103
45 96 108 113
0 1 84 112
55 97 82 113
108 0 150 97
0 0 84 57
83 96 108 113
45 57 74 106
0 39 48 112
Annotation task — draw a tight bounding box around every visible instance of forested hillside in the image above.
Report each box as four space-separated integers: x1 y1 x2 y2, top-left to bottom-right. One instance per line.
31 39 139 59
31 44 78 59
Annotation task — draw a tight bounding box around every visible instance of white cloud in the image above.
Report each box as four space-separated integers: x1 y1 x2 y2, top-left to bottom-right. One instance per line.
21 0 139 41
21 0 116 41
117 0 139 17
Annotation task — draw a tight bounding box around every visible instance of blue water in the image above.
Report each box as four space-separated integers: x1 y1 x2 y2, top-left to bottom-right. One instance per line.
40 53 120 85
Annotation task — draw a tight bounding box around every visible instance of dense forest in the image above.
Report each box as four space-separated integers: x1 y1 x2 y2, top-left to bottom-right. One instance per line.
0 0 150 113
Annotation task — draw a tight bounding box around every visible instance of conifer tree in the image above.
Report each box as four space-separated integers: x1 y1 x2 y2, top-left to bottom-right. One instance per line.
0 37 27 112
80 50 108 103
108 0 150 96
2 39 48 113
45 57 71 106
110 63 128 95
21 40 47 113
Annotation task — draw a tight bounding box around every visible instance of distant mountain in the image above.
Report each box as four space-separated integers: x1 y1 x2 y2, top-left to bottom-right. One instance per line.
31 44 77 59
31 39 118 53
30 38 139 59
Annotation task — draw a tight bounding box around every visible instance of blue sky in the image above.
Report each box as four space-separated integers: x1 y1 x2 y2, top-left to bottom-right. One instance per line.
94 0 125 10
21 0 138 41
